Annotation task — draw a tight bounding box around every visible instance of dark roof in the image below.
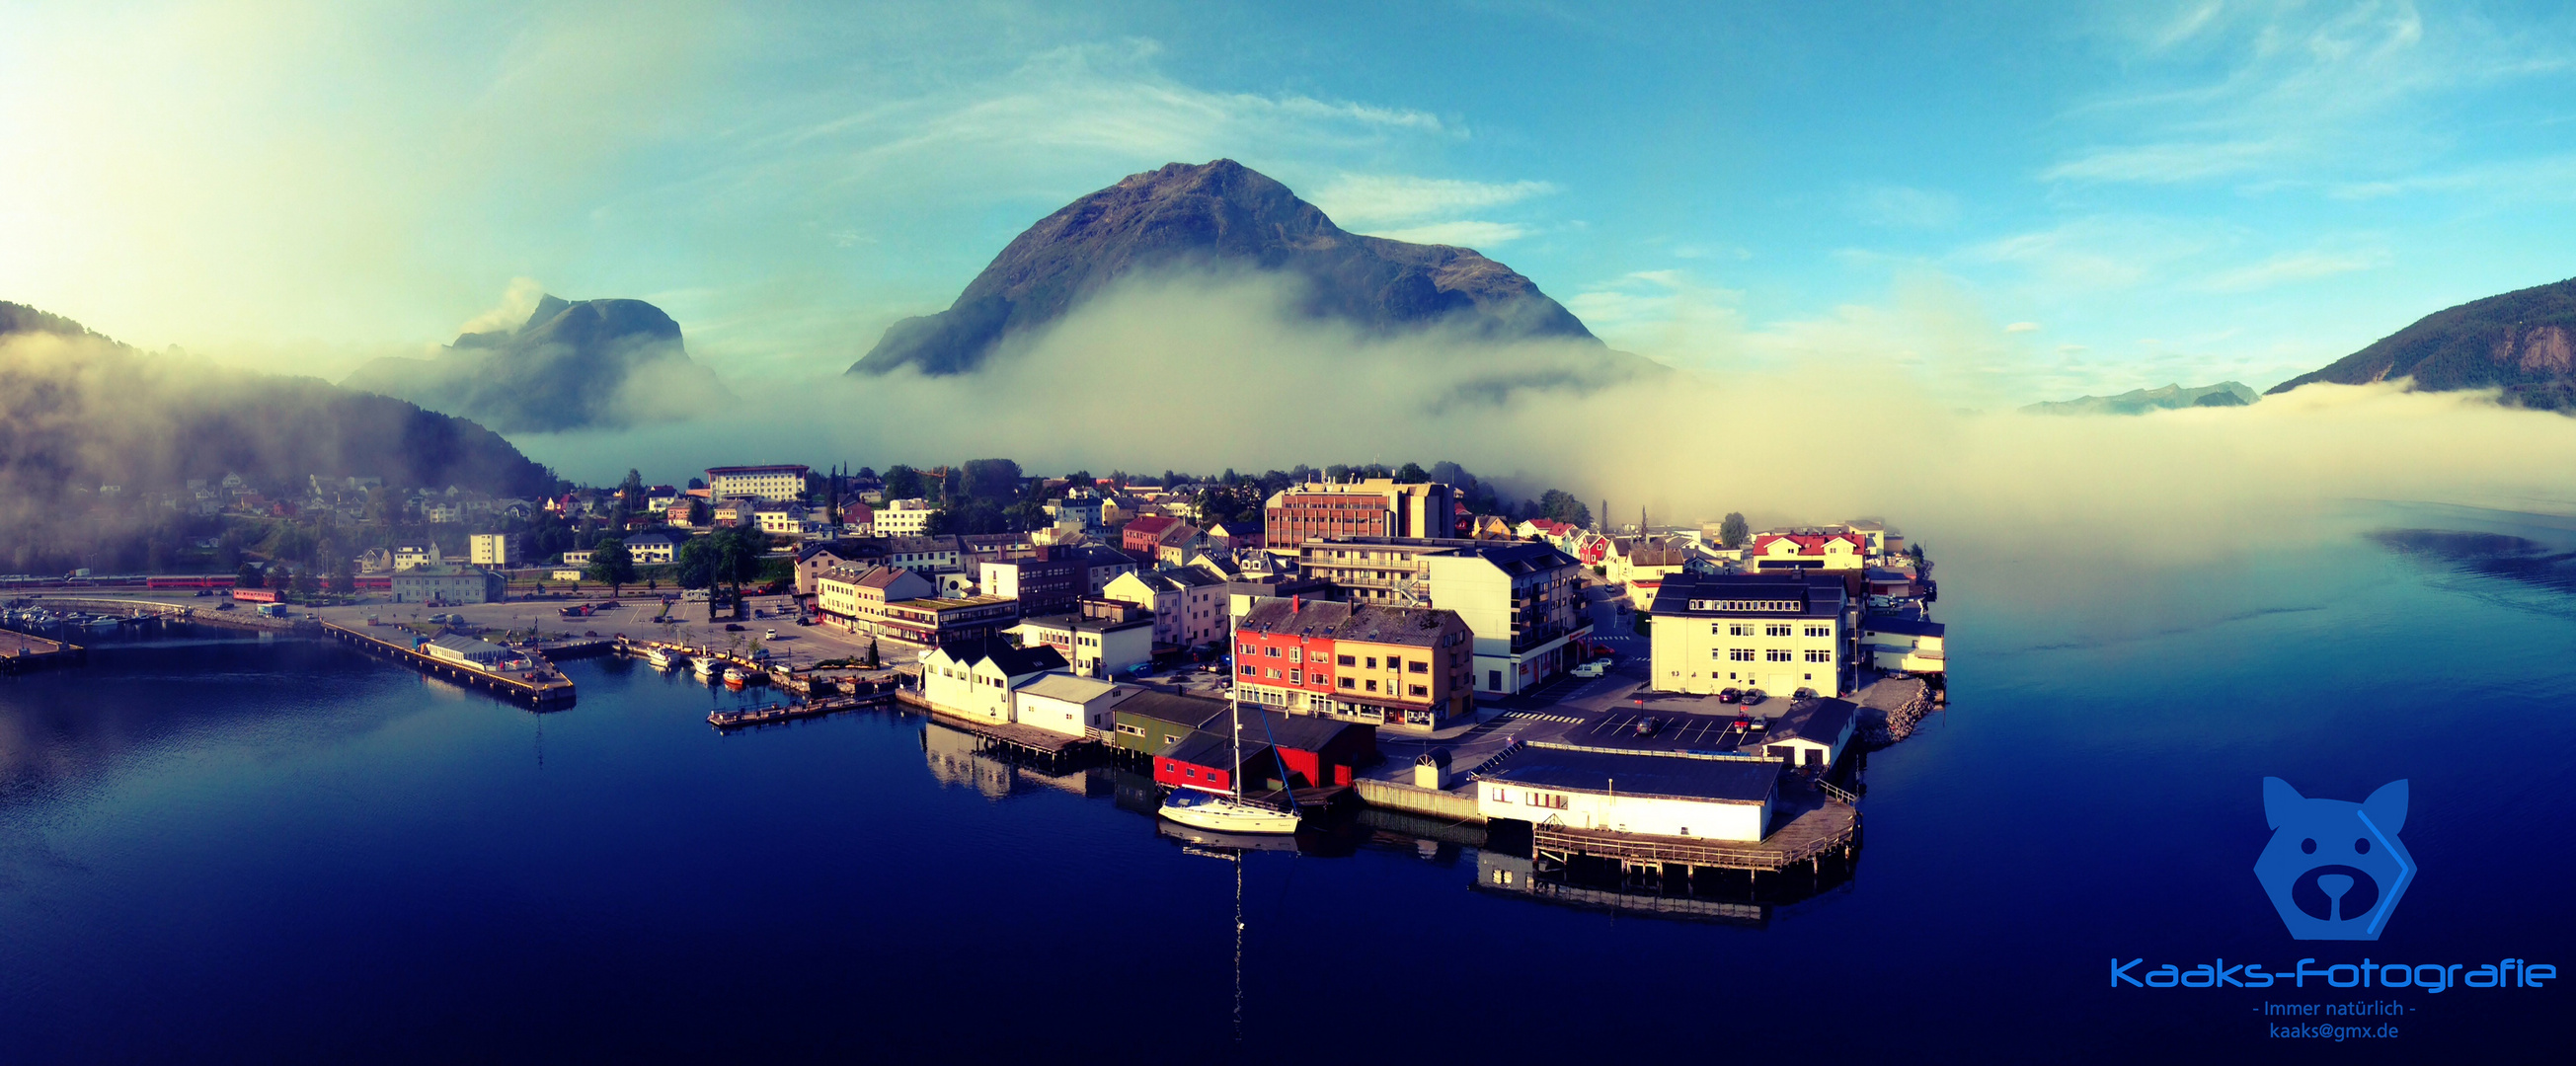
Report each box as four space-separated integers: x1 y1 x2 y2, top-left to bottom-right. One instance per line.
934 636 1066 676
1445 540 1583 574
1249 709 1373 753
1113 690 1232 731
1762 698 1858 746
1483 747 1778 804
1235 598 1459 647
1861 616 1945 638
1162 729 1271 770
1018 612 1154 634
1649 571 1846 619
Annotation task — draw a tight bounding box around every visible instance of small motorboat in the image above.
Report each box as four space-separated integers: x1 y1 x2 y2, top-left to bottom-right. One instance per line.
692 656 720 680
643 647 682 670
722 666 748 689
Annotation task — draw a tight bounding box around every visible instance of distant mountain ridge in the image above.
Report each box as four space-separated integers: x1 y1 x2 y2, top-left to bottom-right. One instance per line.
848 159 1631 378
0 300 555 508
2022 382 2258 416
346 294 731 432
2270 274 2576 410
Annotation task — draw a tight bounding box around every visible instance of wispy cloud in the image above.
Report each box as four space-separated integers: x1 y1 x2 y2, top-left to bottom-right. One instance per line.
1308 175 1553 228
1847 184 1961 228
2197 247 2392 292
1366 221 1531 248
2042 140 2290 184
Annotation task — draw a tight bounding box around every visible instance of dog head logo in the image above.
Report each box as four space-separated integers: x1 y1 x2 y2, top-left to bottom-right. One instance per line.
2254 778 2415 941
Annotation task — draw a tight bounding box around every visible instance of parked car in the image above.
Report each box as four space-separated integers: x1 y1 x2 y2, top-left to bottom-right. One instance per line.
1742 688 1767 706
723 623 744 632
1632 716 1662 737
1717 687 1741 704
1571 660 1608 678
765 629 777 639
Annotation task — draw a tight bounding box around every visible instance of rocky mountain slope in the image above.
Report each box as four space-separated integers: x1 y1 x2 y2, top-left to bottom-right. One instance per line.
0 300 556 504
2021 381 2258 415
2269 275 2576 410
848 159 1632 377
346 295 731 432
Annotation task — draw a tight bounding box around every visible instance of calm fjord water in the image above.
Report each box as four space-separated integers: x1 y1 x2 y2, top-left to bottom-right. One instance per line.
5 505 2572 1062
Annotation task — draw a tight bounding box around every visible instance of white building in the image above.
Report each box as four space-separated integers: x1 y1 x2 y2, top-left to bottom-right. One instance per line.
918 639 1067 724
622 533 679 566
1748 530 1868 571
1475 745 1776 842
705 464 810 501
1102 568 1227 648
1859 614 1946 674
469 533 521 567
875 498 938 537
1413 542 1591 696
1008 611 1155 680
1010 673 1132 739
1648 571 1855 697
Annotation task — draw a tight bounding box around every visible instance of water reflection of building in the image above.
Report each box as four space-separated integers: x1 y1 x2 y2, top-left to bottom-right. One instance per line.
1472 849 1773 927
919 722 1108 800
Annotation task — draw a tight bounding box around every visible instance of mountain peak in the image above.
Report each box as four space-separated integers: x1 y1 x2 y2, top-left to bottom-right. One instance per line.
847 159 1600 376
2270 274 2576 410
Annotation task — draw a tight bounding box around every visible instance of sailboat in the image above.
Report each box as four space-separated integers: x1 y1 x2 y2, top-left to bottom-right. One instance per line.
1159 691 1300 835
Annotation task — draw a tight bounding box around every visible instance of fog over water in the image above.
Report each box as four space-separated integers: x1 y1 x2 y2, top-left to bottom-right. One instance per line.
513 272 2576 562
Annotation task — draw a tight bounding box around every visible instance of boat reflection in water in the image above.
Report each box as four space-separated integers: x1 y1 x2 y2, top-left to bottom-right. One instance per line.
1155 819 1300 853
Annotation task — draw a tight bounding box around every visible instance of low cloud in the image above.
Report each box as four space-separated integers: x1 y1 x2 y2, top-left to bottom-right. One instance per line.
2198 248 2392 292
508 269 2576 567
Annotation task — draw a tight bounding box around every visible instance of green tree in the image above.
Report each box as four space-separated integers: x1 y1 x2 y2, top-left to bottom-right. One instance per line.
1719 512 1750 549
1394 462 1429 483
619 469 645 509
329 553 355 593
585 538 638 595
237 562 264 588
882 464 925 500
864 637 879 668
960 458 1023 501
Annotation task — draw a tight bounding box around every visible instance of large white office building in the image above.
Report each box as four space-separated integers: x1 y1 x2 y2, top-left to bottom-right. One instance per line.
1647 571 1856 697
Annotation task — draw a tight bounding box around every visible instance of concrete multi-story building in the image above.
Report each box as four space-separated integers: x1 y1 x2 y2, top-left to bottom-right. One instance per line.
1008 600 1155 680
389 565 505 605
1103 567 1227 649
1231 597 1476 732
874 498 938 537
1297 537 1591 696
814 565 1019 647
979 550 1085 615
705 464 810 501
1647 571 1855 697
1262 479 1457 545
468 533 520 567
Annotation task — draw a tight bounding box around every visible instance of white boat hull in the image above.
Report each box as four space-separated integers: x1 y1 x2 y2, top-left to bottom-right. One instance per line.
1158 792 1299 835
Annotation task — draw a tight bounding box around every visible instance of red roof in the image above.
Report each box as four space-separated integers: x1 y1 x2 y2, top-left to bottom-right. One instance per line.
1755 533 1865 556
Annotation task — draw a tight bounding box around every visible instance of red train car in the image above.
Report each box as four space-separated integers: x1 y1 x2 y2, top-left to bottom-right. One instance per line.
147 574 238 590
230 587 279 603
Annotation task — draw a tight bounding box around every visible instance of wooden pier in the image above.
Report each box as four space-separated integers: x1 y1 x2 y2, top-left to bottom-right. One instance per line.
708 689 896 730
321 622 576 709
896 690 1103 770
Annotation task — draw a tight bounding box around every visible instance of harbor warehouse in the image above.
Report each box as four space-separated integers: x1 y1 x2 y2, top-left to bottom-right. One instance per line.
389 566 506 605
1476 747 1776 842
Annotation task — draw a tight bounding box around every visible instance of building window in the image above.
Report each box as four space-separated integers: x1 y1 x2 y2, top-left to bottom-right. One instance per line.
1729 648 1756 662
1408 685 1428 697
1240 664 1256 676
1365 657 1377 668
1408 660 1428 673
1766 649 1793 662
1239 643 1255 655
1288 670 1300 684
1805 626 1832 638
1729 624 1753 637
1338 654 1356 666
1365 680 1377 692
1766 624 1793 637
1339 677 1357 689
1265 647 1281 657
1805 649 1832 662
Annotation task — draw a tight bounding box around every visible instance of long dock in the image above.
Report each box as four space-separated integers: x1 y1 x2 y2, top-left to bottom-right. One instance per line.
321 621 576 709
0 626 83 673
708 689 897 730
28 595 305 633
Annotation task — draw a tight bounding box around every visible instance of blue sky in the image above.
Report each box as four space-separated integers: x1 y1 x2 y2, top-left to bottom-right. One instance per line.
7 0 2576 401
